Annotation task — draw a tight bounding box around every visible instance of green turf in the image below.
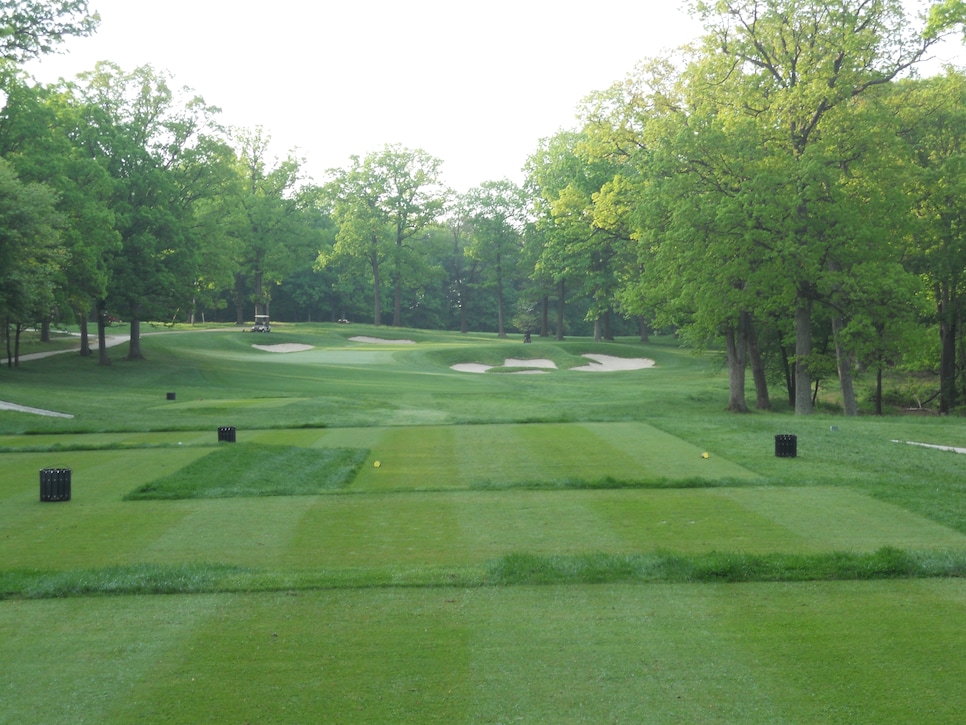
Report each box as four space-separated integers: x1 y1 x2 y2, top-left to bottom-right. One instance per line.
4 582 966 724
4 325 966 721
124 443 368 499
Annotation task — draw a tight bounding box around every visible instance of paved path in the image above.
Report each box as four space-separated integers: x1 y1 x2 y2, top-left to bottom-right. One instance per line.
0 334 129 418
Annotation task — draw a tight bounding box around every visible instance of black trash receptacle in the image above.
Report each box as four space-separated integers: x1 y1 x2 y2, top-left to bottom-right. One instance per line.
166 392 176 400
775 434 798 458
40 468 71 502
218 426 236 443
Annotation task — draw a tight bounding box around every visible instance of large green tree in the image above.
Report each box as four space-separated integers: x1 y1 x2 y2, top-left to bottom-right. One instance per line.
463 179 528 337
324 144 446 327
72 62 224 360
0 77 120 355
0 157 62 364
894 70 966 413
224 127 320 325
675 0 963 414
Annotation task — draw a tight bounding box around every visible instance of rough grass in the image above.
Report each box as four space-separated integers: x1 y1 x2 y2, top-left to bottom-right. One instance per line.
124 443 368 499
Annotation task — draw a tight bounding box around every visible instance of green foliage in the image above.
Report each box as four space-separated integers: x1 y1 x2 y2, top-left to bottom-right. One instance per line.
125 443 368 499
0 0 99 63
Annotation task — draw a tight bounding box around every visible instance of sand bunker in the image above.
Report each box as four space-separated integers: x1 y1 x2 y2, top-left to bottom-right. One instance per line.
505 358 556 369
451 358 557 374
252 343 315 353
451 363 493 373
349 336 416 344
452 354 654 374
572 354 655 372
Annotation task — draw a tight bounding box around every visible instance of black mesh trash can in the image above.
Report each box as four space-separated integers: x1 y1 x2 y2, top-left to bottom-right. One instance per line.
40 468 71 502
218 426 236 443
775 434 798 458
166 392 176 400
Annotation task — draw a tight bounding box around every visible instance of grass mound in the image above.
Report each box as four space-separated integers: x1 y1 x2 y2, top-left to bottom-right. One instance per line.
125 443 368 499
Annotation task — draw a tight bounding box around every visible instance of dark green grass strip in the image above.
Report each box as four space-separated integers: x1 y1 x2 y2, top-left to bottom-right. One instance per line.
471 476 763 490
3 548 965 600
488 548 966 584
124 443 369 499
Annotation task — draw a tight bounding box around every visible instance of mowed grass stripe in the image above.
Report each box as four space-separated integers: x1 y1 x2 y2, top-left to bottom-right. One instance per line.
4 489 964 572
5 581 966 723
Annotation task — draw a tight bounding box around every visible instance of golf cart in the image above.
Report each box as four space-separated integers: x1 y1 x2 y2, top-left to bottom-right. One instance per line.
250 314 271 333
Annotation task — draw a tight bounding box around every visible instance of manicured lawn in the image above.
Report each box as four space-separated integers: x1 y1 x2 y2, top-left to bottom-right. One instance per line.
3 325 966 722
3 581 966 724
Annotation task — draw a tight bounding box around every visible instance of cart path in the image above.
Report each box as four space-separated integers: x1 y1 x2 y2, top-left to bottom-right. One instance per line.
1 328 240 417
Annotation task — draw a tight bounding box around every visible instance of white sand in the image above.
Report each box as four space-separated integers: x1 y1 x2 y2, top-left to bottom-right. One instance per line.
504 358 557 369
452 354 655 374
349 336 416 344
451 363 492 373
572 354 655 372
451 358 557 374
252 343 314 353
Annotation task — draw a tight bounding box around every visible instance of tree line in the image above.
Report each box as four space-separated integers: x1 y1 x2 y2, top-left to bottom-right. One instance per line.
4 0 966 415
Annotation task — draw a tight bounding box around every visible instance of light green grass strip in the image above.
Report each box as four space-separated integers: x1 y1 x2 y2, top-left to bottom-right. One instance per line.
3 582 966 723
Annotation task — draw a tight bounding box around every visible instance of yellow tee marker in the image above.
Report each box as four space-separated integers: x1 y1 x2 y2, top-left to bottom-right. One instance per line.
701 452 709 459
373 460 381 468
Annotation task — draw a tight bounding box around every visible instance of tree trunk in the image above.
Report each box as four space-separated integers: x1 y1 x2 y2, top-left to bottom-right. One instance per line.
831 313 858 416
556 280 565 341
233 272 247 325
724 324 749 413
127 319 143 360
253 270 267 318
593 317 603 343
540 295 549 337
13 323 22 366
875 366 884 415
781 344 795 407
938 285 957 413
744 312 770 410
794 303 814 415
603 310 613 341
4 317 10 367
639 316 649 343
96 301 111 366
496 252 506 337
77 309 91 357
371 240 382 326
41 318 51 343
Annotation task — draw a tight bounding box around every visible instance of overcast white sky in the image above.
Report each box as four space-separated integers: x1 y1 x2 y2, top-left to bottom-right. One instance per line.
24 1 966 192
24 0 704 191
